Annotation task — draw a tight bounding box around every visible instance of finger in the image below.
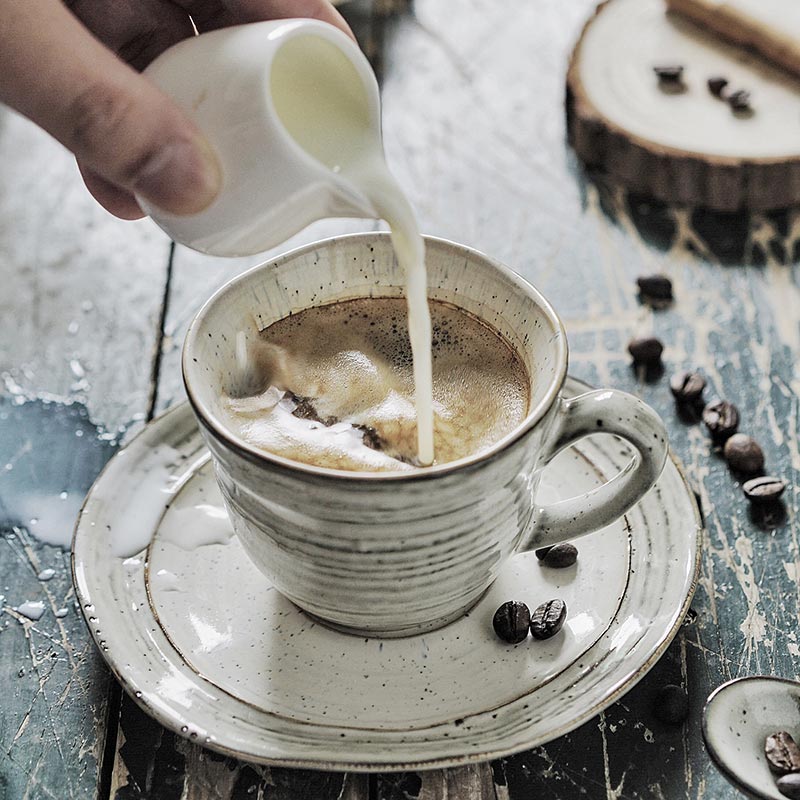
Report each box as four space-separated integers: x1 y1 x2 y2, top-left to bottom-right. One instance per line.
177 0 355 40
0 1 221 217
78 163 146 220
65 0 195 71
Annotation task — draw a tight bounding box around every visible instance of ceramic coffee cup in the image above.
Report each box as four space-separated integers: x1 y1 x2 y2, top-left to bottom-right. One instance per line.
183 233 668 637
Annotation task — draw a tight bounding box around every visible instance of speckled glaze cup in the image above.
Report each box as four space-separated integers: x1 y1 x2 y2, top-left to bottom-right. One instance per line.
183 233 668 637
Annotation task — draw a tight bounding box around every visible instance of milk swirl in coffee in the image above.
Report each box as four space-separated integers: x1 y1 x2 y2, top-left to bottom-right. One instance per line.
220 297 530 472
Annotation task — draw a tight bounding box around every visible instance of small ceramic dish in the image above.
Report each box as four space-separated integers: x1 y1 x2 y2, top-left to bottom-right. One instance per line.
703 676 800 799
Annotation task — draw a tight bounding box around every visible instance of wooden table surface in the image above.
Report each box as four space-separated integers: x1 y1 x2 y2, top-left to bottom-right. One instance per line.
2 1 799 798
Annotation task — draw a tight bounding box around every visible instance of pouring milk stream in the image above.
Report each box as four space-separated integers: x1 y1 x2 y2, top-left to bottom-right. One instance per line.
139 20 435 465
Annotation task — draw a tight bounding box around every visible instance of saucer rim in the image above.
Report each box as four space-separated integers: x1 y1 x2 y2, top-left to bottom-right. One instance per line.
71 375 703 772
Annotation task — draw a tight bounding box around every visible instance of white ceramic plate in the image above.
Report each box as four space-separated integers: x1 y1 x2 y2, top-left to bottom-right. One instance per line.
72 377 702 771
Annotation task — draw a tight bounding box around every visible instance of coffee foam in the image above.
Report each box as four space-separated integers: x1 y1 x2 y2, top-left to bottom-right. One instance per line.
219 298 530 472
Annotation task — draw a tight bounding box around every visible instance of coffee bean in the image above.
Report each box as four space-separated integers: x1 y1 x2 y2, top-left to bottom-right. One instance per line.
743 475 787 504
723 434 765 474
636 274 673 303
670 371 706 403
492 601 530 644
654 64 684 82
766 731 800 775
535 546 553 560
728 89 751 111
540 543 578 568
628 337 664 366
707 76 729 97
778 773 800 799
530 599 567 640
702 399 740 443
652 684 688 724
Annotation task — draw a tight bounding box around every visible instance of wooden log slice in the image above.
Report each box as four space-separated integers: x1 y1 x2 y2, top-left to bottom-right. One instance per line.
566 0 800 211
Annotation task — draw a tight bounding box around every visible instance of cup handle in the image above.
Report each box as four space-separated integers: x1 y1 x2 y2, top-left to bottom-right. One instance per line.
522 389 669 552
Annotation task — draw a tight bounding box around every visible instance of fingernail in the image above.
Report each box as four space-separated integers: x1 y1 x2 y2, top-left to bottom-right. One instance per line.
134 134 221 216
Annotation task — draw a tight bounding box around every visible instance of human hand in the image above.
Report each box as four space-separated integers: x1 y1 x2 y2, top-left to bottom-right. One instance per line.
0 1 352 220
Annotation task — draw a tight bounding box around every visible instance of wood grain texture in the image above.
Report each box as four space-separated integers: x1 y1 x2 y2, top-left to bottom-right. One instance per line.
108 694 366 800
0 111 172 432
139 1 800 797
376 764 497 800
0 112 171 799
2 1 799 798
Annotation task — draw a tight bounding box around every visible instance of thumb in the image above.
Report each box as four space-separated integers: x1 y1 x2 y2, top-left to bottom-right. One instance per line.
0 3 221 217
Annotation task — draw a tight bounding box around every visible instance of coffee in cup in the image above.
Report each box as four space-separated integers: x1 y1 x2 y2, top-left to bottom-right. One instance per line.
219 296 530 471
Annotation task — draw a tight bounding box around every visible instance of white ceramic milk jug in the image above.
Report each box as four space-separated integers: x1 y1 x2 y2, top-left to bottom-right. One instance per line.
139 20 382 256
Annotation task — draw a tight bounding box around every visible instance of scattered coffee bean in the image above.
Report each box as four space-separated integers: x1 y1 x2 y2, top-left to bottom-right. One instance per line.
707 76 729 97
636 274 673 304
654 64 684 82
652 684 689 724
702 399 740 444
723 433 765 474
540 543 578 569
535 546 553 560
778 773 800 799
628 337 664 366
670 371 706 403
765 731 800 775
743 475 787 505
530 599 567 640
492 601 531 644
728 89 751 111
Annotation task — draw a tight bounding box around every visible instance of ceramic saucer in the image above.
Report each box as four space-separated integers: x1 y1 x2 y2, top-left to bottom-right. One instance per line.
703 676 800 799
72 376 702 772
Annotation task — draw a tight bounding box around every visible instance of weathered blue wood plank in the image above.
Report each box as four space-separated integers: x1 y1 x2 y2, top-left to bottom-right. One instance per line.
108 694 368 800
370 1 800 798
0 0 794 797
486 187 800 799
0 111 171 800
0 400 118 800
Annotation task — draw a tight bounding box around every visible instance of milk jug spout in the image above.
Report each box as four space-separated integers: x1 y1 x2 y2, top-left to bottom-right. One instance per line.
328 177 380 221
137 19 386 257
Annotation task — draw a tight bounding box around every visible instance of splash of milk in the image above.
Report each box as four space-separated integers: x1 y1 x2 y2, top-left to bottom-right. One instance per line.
159 502 234 551
15 601 46 621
